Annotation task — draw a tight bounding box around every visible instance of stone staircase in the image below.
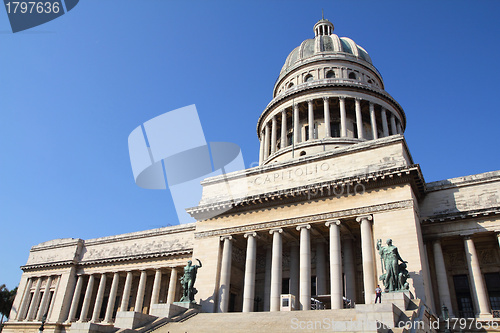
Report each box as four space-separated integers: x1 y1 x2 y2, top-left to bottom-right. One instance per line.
150 292 435 333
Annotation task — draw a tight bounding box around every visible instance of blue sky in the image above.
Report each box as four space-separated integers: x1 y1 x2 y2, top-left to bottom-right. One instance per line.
1 1 499 290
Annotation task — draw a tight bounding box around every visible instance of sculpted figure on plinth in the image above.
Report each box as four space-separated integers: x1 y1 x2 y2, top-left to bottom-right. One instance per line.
180 258 202 303
376 239 409 292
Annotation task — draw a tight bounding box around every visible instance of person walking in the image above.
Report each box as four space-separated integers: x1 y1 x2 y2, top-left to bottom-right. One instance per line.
375 285 382 303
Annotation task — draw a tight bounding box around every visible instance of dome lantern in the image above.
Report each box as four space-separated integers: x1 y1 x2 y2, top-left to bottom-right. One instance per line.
313 18 334 37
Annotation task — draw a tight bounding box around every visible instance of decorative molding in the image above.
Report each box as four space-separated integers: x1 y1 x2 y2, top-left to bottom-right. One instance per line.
189 163 424 219
21 249 193 271
194 199 413 239
422 207 500 223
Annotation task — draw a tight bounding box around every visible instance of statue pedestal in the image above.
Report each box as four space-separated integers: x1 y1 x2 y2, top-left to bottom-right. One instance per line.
382 290 413 310
166 302 201 318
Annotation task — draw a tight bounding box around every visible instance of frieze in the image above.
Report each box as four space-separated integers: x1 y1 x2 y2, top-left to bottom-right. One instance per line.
478 249 496 265
194 199 413 239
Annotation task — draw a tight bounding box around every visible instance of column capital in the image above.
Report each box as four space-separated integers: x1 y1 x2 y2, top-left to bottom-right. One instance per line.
322 96 329 102
281 109 286 114
293 103 298 109
296 223 311 231
244 231 258 239
339 95 346 100
307 99 313 104
356 215 373 223
220 235 233 242
369 101 374 108
325 220 341 227
462 234 473 240
355 97 362 102
269 228 283 235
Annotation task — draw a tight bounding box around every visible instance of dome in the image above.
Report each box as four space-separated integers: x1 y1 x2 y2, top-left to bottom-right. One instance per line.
280 20 372 75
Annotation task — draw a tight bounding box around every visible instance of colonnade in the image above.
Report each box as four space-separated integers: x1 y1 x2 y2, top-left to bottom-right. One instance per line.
259 96 403 163
431 233 500 318
17 275 56 321
63 267 179 323
216 215 375 312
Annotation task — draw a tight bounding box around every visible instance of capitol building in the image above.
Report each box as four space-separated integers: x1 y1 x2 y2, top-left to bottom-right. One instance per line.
4 18 500 333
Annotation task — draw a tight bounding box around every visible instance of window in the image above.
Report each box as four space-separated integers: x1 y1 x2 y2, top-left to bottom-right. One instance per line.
453 275 475 318
485 273 500 310
367 79 373 84
300 151 306 156
331 122 340 137
288 82 294 89
305 125 309 141
348 72 357 79
305 74 313 82
353 122 358 138
282 278 290 294
287 133 293 146
326 70 335 78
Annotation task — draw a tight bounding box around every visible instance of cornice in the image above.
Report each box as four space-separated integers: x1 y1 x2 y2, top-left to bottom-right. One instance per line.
194 199 413 239
421 206 500 223
21 249 193 271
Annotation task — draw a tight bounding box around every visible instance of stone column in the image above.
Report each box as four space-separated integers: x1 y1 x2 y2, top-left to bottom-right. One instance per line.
307 99 314 140
326 220 343 309
18 278 33 320
289 243 299 310
218 235 233 313
271 116 277 154
264 123 270 160
369 102 378 140
339 97 347 137
497 232 500 248
356 215 375 304
297 224 311 310
397 122 403 135
166 268 178 305
134 270 147 313
37 276 53 320
79 274 95 322
67 275 84 322
281 110 287 149
259 135 264 165
151 269 162 306
293 104 300 144
355 98 363 139
432 240 454 317
269 228 283 312
343 238 357 303
91 273 107 322
242 232 258 312
381 108 389 137
104 272 120 323
464 236 491 317
390 113 397 135
26 277 42 320
120 271 133 312
323 97 331 137
315 241 327 296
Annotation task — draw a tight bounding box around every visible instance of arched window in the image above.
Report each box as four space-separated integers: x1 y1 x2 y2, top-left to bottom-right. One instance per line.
287 82 294 89
326 70 335 79
348 72 357 80
305 74 313 82
300 151 306 156
367 79 373 84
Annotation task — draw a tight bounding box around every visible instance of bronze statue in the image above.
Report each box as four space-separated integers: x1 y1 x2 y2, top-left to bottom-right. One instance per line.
179 258 202 303
376 239 409 292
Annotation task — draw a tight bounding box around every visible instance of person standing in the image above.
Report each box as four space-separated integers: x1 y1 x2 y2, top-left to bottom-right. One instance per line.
375 285 382 303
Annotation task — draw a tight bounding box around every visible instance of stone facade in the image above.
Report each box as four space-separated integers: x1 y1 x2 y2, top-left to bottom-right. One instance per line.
4 18 500 333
